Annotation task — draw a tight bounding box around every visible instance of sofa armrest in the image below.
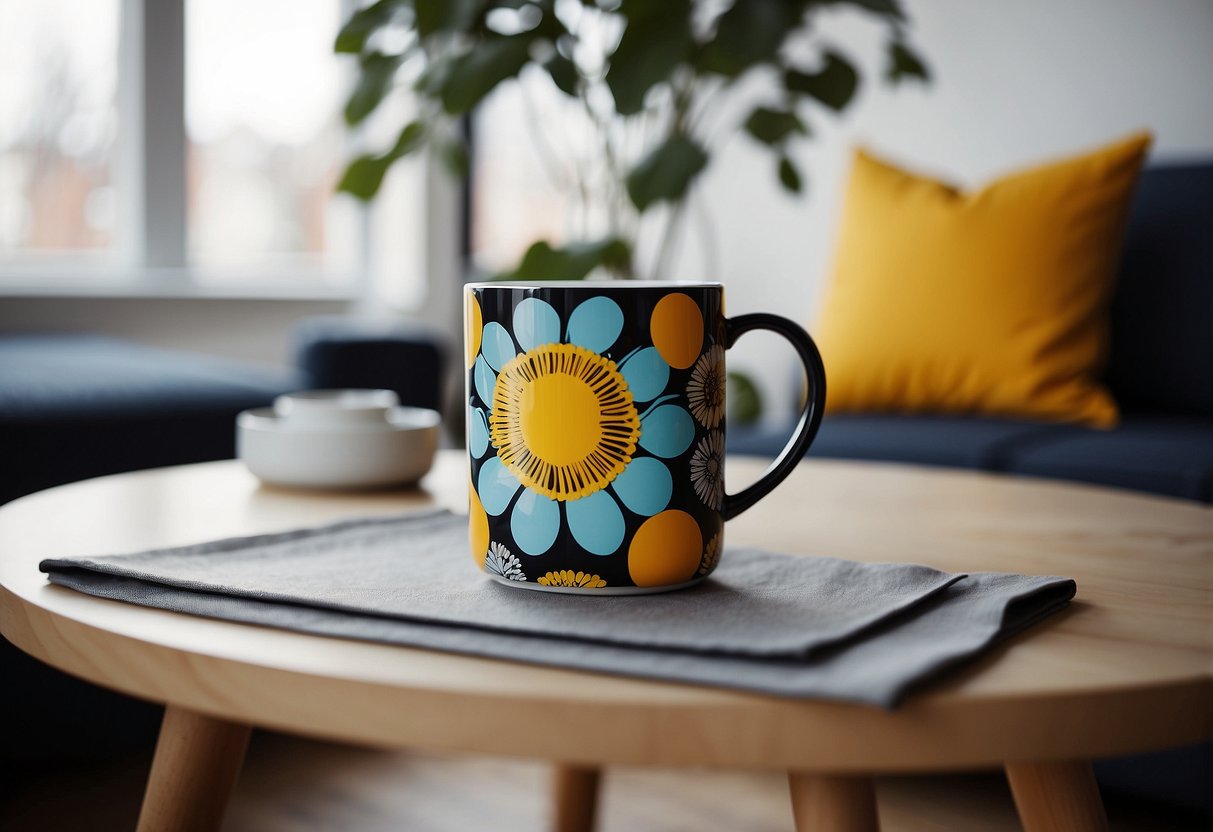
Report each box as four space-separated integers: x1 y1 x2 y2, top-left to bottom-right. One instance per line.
293 316 449 413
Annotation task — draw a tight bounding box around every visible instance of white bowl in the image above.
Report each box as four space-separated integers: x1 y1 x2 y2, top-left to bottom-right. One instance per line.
237 392 441 489
272 389 400 426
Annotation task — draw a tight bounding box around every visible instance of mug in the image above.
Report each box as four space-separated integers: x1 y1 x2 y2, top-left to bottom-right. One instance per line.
465 281 826 594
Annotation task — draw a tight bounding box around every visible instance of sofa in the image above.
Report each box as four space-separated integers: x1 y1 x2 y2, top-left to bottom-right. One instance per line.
0 316 448 762
731 162 1213 504
730 161 1213 811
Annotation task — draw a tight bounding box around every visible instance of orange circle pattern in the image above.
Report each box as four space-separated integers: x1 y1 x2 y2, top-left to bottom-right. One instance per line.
650 293 704 370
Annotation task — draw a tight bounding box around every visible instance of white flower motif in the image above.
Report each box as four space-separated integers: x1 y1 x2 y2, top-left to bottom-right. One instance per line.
484 541 527 581
689 430 724 510
686 345 725 428
700 531 722 576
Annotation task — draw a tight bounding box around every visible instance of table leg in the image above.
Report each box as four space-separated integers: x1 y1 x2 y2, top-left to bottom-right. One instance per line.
551 764 601 832
1005 759 1108 832
788 772 880 832
135 705 252 832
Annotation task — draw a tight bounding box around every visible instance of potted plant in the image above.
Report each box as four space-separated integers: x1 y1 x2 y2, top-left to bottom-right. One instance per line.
334 0 927 283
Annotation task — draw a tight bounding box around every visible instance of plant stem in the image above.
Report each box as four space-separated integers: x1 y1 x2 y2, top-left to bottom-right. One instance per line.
646 70 698 279
694 195 721 282
652 199 688 280
519 74 574 198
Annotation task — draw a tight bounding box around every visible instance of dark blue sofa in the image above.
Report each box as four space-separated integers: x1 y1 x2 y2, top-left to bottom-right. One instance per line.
732 163 1213 504
0 317 447 763
0 318 447 507
731 162 1213 811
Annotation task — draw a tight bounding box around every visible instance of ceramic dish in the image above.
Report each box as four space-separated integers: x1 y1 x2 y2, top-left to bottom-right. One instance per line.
237 390 441 489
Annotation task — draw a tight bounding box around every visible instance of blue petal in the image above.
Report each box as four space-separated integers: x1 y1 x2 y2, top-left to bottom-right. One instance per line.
618 346 670 403
611 457 672 516
468 407 489 458
566 296 624 354
473 355 497 405
511 489 560 555
513 297 561 352
478 457 521 516
639 405 695 458
566 490 626 555
481 322 516 371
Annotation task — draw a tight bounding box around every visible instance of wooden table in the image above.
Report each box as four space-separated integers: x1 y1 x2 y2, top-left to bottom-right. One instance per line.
1 452 1209 832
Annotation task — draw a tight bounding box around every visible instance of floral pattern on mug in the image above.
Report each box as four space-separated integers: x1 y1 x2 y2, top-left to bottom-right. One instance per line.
537 570 608 589
468 295 702 558
484 541 527 582
699 531 722 576
687 345 726 428
689 430 724 511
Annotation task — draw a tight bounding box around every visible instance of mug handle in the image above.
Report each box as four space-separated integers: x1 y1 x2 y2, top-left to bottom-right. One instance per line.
720 313 827 521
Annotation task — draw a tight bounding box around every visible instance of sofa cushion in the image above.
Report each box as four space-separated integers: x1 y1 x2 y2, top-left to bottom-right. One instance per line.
1106 163 1213 417
0 335 297 504
294 316 448 413
729 412 1213 503
0 335 296 419
1001 413 1213 502
814 134 1151 427
728 414 1063 470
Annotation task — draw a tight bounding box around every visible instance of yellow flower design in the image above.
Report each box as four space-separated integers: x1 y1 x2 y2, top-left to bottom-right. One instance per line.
490 343 640 502
699 531 723 576
537 570 608 589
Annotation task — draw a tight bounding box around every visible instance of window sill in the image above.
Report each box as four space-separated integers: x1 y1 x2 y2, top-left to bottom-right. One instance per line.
0 271 359 303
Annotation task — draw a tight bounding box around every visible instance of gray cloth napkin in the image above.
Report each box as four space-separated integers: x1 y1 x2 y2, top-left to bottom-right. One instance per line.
40 509 1075 708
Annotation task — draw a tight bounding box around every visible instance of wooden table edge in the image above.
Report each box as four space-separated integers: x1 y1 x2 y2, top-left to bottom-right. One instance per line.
3 579 1209 772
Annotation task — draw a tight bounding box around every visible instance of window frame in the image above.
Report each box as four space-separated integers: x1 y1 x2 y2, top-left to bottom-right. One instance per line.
0 0 462 307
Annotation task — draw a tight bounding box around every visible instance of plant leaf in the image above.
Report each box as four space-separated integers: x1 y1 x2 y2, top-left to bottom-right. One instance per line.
344 52 403 126
726 371 763 425
625 136 708 212
606 0 692 115
828 0 905 20
387 120 427 158
334 0 408 54
337 156 393 201
438 138 470 178
696 0 794 78
743 107 807 146
502 238 632 281
784 51 859 111
887 40 929 83
545 53 579 97
416 52 455 96
778 156 802 194
336 121 426 200
439 36 533 115
414 0 481 38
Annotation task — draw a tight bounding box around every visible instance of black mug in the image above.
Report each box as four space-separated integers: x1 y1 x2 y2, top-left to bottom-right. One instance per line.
465 281 826 594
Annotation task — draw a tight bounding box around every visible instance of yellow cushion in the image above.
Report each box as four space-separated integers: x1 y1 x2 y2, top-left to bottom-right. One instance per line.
815 132 1152 427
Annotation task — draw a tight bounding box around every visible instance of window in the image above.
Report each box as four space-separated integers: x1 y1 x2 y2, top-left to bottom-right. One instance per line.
0 0 440 303
186 0 357 283
0 0 121 259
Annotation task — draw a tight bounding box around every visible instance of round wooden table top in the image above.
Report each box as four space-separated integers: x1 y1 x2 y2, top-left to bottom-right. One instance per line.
1 452 1209 774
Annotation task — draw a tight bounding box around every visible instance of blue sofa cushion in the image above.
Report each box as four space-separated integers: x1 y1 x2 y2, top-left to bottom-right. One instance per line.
294 316 448 413
730 412 1213 503
1106 163 1213 417
728 414 1065 470
0 334 296 419
0 335 297 505
1001 413 1213 502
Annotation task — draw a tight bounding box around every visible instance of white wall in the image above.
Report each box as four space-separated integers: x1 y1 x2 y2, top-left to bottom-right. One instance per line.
677 0 1213 420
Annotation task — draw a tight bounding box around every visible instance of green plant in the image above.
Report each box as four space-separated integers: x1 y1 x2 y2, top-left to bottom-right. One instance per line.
335 0 927 279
